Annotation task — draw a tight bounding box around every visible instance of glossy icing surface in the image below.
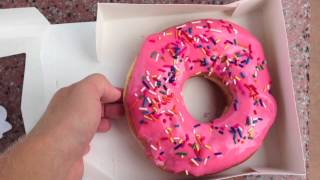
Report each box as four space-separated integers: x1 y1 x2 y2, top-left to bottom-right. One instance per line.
124 19 277 176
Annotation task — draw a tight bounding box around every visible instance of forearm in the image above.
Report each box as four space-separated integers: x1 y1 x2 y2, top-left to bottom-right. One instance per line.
0 134 74 180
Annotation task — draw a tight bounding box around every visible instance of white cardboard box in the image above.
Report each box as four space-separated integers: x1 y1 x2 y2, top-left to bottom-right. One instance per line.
0 0 305 179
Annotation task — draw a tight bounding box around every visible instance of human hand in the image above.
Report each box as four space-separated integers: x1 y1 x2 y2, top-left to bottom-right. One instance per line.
0 74 124 180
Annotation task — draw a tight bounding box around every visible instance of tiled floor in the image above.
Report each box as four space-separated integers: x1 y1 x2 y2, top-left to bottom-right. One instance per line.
310 0 320 179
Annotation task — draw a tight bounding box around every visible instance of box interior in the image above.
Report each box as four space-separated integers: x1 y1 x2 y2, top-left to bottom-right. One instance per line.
93 0 305 178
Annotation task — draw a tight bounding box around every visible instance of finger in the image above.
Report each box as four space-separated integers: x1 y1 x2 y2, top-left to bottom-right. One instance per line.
66 159 84 180
116 87 123 91
80 74 122 103
97 118 111 132
103 103 124 119
112 87 124 104
100 87 122 103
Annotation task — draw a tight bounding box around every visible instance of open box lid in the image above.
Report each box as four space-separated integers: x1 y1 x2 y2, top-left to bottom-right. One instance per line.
0 8 49 132
0 0 306 179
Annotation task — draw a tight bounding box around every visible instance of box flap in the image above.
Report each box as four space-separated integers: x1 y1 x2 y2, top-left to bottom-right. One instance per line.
0 7 49 133
0 7 49 39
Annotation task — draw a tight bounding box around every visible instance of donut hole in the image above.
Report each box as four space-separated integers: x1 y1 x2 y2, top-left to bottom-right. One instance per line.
182 76 229 122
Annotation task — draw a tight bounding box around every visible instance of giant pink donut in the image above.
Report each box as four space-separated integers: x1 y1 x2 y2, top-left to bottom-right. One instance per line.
124 19 277 176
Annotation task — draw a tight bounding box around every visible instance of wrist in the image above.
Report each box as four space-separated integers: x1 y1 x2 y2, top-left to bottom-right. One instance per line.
28 129 80 164
31 114 88 158
0 134 76 180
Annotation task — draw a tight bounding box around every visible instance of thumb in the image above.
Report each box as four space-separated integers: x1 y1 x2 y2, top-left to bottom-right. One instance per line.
101 86 122 103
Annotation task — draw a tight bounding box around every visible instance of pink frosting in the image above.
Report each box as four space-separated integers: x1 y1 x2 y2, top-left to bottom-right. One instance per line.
124 19 277 176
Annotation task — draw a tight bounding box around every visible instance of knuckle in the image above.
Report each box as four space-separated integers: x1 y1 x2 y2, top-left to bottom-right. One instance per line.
56 87 68 94
79 73 111 92
87 73 108 83
54 86 69 98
